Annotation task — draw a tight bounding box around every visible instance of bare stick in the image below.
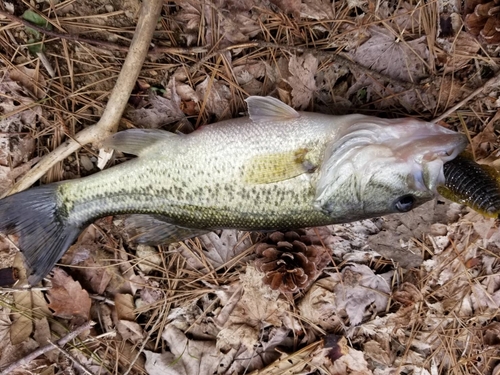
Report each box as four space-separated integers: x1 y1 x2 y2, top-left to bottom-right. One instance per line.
0 9 129 52
47 340 94 375
189 41 421 91
432 73 500 123
0 9 207 56
0 321 95 375
5 0 164 196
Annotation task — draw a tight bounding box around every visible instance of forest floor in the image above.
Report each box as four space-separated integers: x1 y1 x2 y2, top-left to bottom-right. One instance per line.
1 0 500 374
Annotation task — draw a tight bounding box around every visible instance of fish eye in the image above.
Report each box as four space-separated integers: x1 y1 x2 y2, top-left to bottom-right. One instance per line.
393 194 416 212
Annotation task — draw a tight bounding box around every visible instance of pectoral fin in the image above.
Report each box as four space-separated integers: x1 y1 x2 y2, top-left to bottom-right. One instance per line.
123 214 207 244
244 148 317 184
103 129 178 156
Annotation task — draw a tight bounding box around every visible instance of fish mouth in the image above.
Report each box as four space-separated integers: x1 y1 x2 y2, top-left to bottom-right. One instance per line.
398 132 468 193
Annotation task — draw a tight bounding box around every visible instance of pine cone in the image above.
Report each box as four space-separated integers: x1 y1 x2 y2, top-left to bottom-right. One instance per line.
465 0 500 44
254 230 331 294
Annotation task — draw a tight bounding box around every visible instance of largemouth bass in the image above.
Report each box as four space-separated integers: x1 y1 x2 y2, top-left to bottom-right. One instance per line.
0 96 467 285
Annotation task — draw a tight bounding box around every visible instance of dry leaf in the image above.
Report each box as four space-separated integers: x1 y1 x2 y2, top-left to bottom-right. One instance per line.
298 278 344 331
300 0 335 20
196 77 232 120
10 253 51 345
144 325 226 375
116 320 143 343
10 292 32 345
226 266 293 329
220 13 260 44
136 244 162 274
349 26 429 82
47 268 91 323
328 264 392 326
125 87 185 129
8 66 46 99
0 72 42 131
442 32 481 73
34 318 58 362
62 241 113 295
198 230 253 268
287 54 318 109
325 346 372 374
270 0 301 16
115 293 135 321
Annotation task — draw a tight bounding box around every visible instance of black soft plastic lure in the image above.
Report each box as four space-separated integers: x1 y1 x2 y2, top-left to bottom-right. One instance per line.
440 154 500 218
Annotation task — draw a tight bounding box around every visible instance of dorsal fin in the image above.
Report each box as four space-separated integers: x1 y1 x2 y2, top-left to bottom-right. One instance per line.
245 96 300 122
102 129 178 156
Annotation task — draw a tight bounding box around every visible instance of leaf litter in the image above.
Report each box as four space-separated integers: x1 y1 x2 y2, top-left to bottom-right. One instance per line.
1 0 500 374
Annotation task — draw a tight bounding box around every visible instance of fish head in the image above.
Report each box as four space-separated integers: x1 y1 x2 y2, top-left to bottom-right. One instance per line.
314 117 468 221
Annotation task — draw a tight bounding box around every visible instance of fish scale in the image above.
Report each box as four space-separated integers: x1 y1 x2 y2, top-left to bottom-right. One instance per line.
0 96 467 284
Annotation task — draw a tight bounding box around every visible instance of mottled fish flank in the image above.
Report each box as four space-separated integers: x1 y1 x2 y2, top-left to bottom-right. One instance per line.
0 96 468 284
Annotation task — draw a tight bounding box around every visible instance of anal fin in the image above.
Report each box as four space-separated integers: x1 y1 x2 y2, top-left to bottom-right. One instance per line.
123 214 207 245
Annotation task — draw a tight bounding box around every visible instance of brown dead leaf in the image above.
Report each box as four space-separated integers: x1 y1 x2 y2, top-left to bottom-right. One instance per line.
0 73 42 131
34 318 58 362
174 1 203 46
10 253 51 345
47 268 91 323
144 325 225 375
325 346 372 374
136 244 162 274
234 62 266 96
196 77 232 120
220 13 260 44
115 293 135 321
349 26 429 82
10 293 32 345
226 266 293 329
9 66 46 99
442 32 481 73
298 278 344 332
270 0 301 16
125 86 185 129
299 0 335 20
287 54 318 109
62 240 113 295
198 230 253 269
116 319 143 343
329 264 393 326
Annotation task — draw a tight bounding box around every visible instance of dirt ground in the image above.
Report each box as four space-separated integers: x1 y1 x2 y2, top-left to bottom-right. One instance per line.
1 0 500 374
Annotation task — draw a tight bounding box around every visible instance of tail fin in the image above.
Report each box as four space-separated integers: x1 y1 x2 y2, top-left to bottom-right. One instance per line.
0 185 81 285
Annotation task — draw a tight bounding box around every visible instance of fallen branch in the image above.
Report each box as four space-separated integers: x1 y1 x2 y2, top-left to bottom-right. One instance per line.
5 0 164 196
0 321 95 375
0 9 207 56
47 340 94 375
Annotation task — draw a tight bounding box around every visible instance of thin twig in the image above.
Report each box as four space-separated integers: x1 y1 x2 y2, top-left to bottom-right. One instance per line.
0 9 207 55
4 0 165 196
0 9 129 51
47 340 94 375
190 41 421 91
432 72 500 123
0 321 95 375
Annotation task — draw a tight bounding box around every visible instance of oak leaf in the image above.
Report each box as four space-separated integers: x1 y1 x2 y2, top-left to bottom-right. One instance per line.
47 268 91 323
